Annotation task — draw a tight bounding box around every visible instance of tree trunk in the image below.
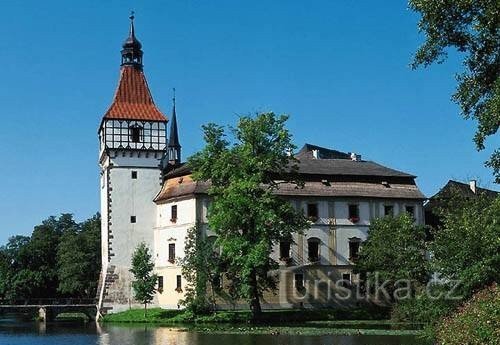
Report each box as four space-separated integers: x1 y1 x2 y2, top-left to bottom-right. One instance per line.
144 303 147 318
249 269 262 322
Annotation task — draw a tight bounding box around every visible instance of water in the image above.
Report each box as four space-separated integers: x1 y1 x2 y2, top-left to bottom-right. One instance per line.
0 320 431 345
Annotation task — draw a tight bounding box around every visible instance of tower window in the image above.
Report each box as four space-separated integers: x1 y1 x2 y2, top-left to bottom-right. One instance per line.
131 171 138 179
168 243 176 263
130 125 142 143
130 216 136 223
171 205 178 222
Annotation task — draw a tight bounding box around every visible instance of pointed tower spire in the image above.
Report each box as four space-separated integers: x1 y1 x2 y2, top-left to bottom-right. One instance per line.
121 11 143 69
168 88 181 166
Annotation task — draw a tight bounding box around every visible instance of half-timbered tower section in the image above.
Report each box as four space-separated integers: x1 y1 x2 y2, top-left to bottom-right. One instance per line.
97 15 167 315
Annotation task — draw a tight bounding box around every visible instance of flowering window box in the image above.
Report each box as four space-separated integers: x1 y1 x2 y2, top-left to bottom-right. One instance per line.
349 216 359 223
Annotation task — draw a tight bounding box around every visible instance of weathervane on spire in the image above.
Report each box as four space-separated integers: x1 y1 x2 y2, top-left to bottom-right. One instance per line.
129 10 135 21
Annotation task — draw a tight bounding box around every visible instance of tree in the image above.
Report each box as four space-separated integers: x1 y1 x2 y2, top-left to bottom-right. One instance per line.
180 225 221 313
409 0 500 181
189 112 309 320
355 214 428 301
430 193 499 297
57 213 101 297
130 242 158 317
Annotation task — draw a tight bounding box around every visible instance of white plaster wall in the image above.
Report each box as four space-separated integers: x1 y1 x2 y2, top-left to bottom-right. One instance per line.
108 160 162 267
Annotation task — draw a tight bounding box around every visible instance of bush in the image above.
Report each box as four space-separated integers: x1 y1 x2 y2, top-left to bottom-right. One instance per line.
435 283 499 345
391 285 457 324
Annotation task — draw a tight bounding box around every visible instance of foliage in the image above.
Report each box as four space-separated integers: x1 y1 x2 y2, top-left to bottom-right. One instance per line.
430 193 500 297
130 242 158 316
409 0 500 181
57 213 101 297
355 214 428 300
188 112 309 320
180 225 221 314
435 283 499 345
0 214 101 301
391 284 457 324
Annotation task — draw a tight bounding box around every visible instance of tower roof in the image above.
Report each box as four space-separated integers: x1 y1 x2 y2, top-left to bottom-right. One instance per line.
103 14 167 122
104 67 167 121
168 94 180 148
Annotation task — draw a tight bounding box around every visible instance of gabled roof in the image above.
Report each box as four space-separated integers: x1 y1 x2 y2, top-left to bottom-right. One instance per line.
103 66 167 122
294 144 415 178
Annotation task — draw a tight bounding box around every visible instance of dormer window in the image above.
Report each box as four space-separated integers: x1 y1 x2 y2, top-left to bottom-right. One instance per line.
129 125 143 143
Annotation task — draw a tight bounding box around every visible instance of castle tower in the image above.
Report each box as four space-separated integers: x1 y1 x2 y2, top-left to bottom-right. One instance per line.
97 14 167 314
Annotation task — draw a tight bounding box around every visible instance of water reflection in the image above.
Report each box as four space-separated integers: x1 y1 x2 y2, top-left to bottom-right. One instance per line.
0 320 431 345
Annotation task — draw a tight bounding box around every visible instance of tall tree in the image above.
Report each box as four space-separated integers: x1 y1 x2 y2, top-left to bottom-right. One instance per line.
130 242 158 317
410 0 500 181
57 213 101 297
355 214 428 300
430 192 499 296
189 112 309 320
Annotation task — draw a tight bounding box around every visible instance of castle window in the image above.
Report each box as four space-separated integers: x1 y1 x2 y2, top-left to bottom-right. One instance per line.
405 205 415 219
279 241 291 260
348 204 359 223
168 243 176 263
130 216 136 223
384 205 394 216
342 273 352 287
131 171 137 179
157 276 164 293
349 237 361 262
307 203 318 222
294 273 304 290
307 238 320 262
176 275 182 292
171 205 178 222
129 125 142 143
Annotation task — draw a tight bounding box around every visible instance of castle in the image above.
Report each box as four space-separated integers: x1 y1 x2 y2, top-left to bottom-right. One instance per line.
97 16 425 314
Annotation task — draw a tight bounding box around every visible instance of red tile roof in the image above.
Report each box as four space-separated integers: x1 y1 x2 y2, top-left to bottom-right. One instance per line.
104 66 167 122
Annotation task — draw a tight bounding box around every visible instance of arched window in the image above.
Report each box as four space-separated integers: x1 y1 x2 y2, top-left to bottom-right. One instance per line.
307 237 321 263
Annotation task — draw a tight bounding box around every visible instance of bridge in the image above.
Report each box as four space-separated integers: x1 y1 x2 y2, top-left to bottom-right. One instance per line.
0 298 97 321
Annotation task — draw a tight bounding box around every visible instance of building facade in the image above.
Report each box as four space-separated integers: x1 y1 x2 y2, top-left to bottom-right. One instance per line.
97 18 426 314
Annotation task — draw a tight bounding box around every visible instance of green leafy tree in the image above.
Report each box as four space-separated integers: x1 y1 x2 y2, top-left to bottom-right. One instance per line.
180 225 221 313
355 214 428 301
130 242 158 317
409 0 500 181
189 112 309 320
431 193 500 296
57 213 101 297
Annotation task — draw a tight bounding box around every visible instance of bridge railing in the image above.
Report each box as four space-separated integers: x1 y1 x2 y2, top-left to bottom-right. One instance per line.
0 298 97 306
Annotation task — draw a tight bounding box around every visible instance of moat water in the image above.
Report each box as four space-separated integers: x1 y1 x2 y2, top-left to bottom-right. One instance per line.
0 319 432 345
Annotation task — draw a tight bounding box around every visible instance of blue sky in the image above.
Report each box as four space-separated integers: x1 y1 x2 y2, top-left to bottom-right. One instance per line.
0 1 498 243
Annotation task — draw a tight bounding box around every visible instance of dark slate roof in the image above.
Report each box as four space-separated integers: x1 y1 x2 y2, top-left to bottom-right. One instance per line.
294 144 415 178
428 180 499 200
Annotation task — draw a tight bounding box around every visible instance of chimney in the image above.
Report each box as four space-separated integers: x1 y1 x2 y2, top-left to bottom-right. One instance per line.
350 152 361 161
312 149 319 159
469 180 477 194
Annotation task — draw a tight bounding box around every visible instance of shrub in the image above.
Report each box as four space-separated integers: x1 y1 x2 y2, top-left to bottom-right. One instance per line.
435 283 499 345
